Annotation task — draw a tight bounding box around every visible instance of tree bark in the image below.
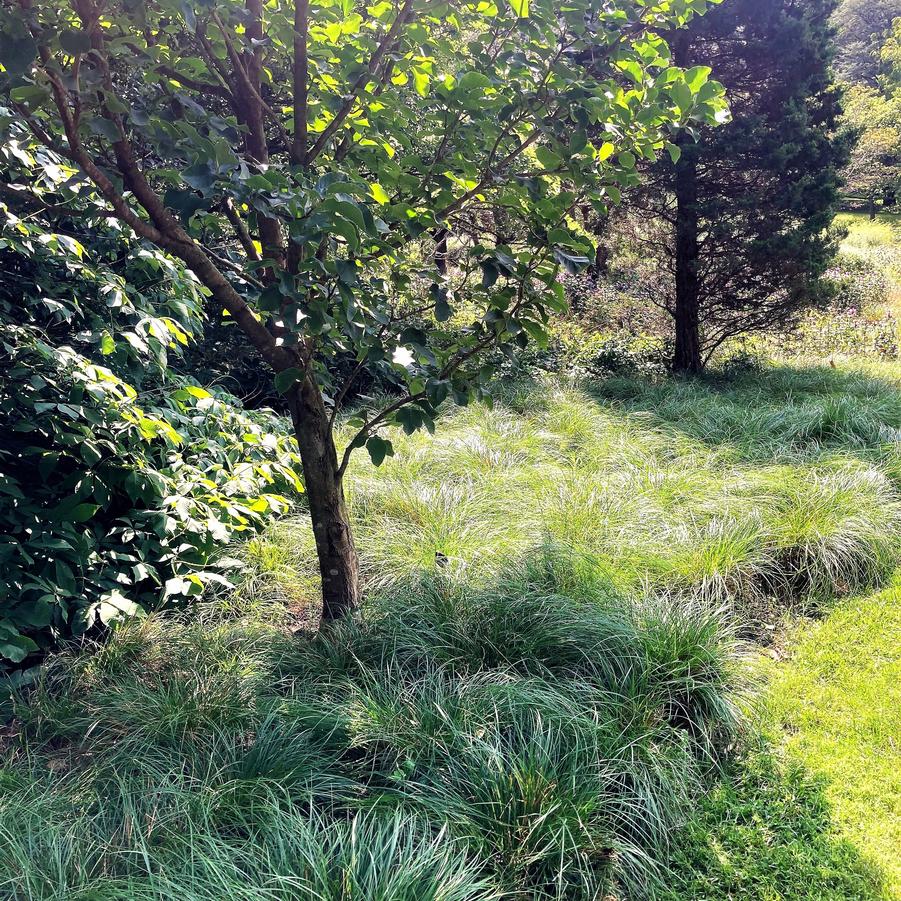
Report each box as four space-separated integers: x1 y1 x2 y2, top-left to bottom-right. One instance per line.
288 376 361 621
670 31 703 376
672 140 703 374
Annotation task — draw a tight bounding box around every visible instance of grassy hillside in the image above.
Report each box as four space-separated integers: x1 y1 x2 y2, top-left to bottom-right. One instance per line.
1 214 900 899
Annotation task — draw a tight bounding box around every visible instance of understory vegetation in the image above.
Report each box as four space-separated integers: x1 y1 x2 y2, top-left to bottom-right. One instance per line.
2 362 900 897
0 554 742 899
2 216 901 898
1 0 900 872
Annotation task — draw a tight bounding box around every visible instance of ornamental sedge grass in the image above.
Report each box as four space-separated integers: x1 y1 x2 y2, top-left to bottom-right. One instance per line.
2 555 744 900
3 363 901 898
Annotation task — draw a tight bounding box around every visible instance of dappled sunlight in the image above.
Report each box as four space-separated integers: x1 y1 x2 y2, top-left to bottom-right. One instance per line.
326 376 901 615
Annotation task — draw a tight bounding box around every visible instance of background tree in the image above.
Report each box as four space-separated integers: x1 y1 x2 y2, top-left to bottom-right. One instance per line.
832 0 901 86
626 0 850 373
881 16 901 90
0 0 727 619
842 83 901 215
832 4 901 216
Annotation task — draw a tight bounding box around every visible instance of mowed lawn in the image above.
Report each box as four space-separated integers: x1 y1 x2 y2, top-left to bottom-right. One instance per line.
769 579 901 897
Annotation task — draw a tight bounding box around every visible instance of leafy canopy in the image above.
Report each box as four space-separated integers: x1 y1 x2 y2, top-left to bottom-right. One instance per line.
0 0 727 463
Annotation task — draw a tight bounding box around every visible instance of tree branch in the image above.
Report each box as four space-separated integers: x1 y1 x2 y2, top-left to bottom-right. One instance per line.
292 0 309 166
155 64 233 99
306 0 414 165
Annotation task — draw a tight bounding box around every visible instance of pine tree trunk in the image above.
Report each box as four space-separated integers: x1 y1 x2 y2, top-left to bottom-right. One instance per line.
672 140 703 374
288 376 361 621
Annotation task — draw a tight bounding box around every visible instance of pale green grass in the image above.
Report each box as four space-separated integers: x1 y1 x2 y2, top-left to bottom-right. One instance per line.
306 371 901 614
206 360 901 899
767 575 901 897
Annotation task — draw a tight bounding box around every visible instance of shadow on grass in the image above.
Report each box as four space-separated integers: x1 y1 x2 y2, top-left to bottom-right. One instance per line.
663 742 888 901
573 362 901 467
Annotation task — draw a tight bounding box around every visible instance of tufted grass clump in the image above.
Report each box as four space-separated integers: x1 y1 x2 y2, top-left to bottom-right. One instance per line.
335 372 901 612
4 357 900 898
1 552 744 900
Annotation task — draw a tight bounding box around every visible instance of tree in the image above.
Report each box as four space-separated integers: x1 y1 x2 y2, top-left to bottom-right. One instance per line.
627 0 850 373
842 84 901 215
0 0 726 619
833 0 901 86
881 16 901 91
838 16 901 216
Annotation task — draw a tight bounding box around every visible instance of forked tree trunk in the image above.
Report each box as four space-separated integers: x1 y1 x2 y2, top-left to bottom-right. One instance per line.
672 138 703 375
288 376 361 621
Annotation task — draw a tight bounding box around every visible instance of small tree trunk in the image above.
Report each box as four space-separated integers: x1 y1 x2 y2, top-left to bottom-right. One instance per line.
672 140 703 374
671 32 703 375
288 376 361 621
869 193 877 220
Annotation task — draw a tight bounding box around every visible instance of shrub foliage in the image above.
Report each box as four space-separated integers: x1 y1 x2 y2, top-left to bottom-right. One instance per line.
0 140 302 665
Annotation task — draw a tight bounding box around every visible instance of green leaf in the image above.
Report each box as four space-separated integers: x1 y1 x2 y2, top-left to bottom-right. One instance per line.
535 146 563 171
366 435 394 466
9 84 50 108
684 66 711 92
274 367 304 395
88 116 121 142
435 293 452 322
598 142 616 162
0 17 37 75
59 29 92 54
509 0 529 17
181 161 216 192
481 260 499 289
70 503 100 523
553 247 590 275
164 188 208 222
97 589 141 625
666 142 682 164
369 182 390 204
0 635 38 663
456 71 492 94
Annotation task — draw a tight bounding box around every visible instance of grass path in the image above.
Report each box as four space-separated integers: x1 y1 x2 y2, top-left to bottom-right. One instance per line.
664 577 901 900
768 578 901 897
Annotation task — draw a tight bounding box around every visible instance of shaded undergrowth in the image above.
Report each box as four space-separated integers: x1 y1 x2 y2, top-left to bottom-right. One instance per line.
1 554 742 899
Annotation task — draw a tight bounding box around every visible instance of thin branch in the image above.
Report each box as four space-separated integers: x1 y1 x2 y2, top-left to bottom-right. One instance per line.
155 64 232 98
210 10 292 156
337 328 498 478
292 0 309 166
438 127 542 219
223 198 260 261
306 0 414 165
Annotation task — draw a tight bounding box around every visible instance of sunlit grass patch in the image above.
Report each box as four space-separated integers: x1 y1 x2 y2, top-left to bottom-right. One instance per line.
326 375 901 611
768 575 901 897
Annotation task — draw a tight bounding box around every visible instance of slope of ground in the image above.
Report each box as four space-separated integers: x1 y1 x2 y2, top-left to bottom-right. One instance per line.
1 215 900 899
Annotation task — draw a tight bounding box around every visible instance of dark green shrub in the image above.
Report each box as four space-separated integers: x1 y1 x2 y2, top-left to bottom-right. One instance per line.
0 140 302 665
